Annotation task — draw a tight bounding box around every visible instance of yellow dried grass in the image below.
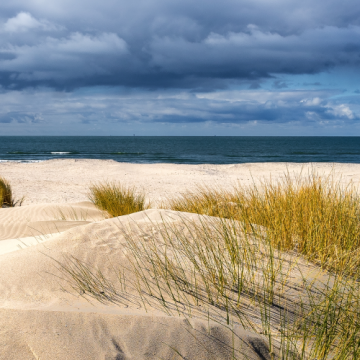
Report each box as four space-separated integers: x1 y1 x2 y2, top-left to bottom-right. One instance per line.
89 181 150 217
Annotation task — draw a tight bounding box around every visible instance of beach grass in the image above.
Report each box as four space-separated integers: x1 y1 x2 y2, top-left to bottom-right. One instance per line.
167 171 360 275
89 181 150 217
59 172 360 359
0 176 24 207
123 215 360 359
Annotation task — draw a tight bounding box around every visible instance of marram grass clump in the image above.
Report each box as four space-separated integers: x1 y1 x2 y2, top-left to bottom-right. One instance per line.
167 171 360 274
89 181 150 217
0 176 24 207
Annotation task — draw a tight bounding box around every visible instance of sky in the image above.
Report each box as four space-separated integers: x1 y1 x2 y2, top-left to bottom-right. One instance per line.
0 0 360 135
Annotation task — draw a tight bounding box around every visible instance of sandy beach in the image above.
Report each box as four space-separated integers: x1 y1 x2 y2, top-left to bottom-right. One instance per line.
2 159 360 205
1 160 360 359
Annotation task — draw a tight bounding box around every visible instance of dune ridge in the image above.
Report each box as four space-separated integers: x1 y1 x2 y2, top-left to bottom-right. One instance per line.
0 202 104 241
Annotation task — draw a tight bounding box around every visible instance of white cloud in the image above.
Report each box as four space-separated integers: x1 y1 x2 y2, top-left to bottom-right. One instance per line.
54 32 128 54
300 97 321 106
3 12 62 33
326 104 355 119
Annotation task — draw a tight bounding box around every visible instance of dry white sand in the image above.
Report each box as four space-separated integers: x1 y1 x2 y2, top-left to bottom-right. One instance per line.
0 160 359 359
2 159 360 205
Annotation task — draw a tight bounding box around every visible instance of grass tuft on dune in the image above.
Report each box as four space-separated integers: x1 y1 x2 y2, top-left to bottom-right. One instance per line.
89 181 150 217
0 176 23 207
168 171 360 275
59 172 360 359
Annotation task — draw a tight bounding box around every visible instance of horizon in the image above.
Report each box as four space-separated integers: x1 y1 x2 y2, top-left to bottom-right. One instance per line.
1 135 360 138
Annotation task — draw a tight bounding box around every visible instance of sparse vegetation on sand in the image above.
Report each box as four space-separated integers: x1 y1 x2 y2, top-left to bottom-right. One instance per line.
0 176 24 207
89 181 150 217
168 171 360 274
59 172 360 359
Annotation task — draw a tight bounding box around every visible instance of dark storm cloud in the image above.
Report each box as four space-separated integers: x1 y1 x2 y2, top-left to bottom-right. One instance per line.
0 0 359 133
0 0 359 90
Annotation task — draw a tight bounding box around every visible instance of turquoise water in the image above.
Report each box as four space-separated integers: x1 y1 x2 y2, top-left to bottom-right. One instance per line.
0 136 360 164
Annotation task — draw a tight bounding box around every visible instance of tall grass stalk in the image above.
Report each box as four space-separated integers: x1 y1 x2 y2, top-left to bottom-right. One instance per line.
89 181 150 217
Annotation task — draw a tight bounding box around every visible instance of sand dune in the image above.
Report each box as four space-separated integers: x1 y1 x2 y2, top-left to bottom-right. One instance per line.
0 209 275 359
1 160 359 359
0 201 104 240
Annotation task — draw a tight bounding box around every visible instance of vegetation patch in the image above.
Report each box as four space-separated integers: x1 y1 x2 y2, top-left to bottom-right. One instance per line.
0 176 24 207
168 172 360 275
89 181 150 217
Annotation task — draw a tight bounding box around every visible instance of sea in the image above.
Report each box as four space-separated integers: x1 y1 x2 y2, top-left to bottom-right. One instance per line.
0 136 360 164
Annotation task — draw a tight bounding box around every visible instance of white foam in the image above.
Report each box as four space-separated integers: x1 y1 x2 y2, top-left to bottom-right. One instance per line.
51 152 71 155
0 160 43 163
